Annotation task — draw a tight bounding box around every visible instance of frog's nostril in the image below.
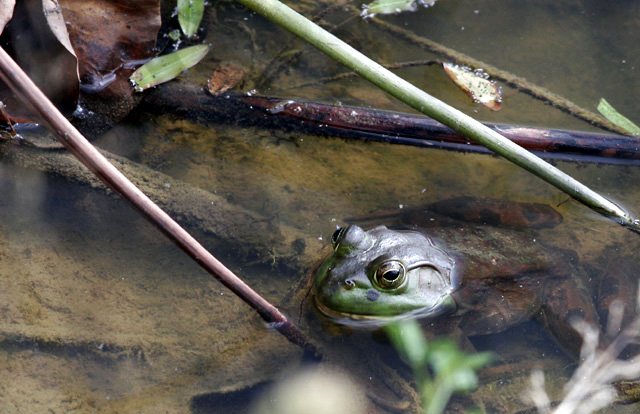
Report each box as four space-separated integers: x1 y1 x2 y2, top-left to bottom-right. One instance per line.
344 279 356 289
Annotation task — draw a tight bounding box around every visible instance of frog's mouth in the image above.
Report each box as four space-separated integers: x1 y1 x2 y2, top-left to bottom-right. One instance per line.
313 294 457 328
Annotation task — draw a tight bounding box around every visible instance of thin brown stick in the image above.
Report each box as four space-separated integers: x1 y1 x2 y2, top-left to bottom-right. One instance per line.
0 46 316 354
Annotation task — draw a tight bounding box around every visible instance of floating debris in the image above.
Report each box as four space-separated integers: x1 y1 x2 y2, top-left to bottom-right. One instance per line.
361 0 437 19
207 62 246 95
442 62 502 111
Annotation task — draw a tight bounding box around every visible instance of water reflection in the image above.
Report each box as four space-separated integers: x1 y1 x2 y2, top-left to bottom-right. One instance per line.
2 118 640 412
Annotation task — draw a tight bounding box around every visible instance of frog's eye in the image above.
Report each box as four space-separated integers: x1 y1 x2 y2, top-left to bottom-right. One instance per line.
332 226 373 256
331 227 346 246
374 260 406 289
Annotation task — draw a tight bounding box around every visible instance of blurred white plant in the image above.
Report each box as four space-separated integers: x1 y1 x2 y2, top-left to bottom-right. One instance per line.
526 287 640 414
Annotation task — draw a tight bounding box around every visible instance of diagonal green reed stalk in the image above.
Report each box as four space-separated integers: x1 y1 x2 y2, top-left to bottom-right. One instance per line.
235 0 638 229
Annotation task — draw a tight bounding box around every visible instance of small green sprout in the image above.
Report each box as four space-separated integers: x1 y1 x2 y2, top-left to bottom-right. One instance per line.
168 29 181 41
385 320 493 414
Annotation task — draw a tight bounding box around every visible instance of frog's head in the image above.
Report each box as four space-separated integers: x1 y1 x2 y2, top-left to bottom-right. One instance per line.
313 225 462 326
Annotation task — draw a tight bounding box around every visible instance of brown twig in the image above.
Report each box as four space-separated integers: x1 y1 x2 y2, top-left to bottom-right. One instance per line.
0 46 316 355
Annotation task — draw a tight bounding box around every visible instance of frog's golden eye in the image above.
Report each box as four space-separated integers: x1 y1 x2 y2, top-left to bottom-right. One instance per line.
374 261 406 289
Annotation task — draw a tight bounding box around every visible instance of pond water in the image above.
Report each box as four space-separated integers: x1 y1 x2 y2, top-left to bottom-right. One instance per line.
1 0 640 413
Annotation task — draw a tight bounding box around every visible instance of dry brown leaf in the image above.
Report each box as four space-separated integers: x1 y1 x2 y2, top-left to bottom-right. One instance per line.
59 0 160 93
0 0 15 35
1 0 161 130
207 62 246 95
0 0 78 122
443 62 502 111
43 0 76 59
59 0 161 127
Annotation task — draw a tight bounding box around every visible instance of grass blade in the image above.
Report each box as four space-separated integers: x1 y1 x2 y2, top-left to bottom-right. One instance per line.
597 98 640 137
130 44 209 92
177 0 204 38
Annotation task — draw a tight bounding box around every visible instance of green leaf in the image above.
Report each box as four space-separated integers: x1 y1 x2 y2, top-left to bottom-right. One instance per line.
384 320 429 368
130 44 209 92
177 0 205 38
385 325 493 414
597 98 640 137
427 339 493 392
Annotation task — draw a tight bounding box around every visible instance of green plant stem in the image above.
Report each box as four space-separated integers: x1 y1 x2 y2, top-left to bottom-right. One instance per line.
234 0 638 229
424 381 453 414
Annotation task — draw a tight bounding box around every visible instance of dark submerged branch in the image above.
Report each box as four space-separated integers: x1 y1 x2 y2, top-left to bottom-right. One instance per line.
142 81 640 166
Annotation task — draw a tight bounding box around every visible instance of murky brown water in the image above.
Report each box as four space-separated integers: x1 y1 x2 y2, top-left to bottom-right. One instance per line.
1 0 639 412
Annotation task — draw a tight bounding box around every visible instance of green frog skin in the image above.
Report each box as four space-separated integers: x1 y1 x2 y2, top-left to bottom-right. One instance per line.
312 201 602 357
314 225 462 325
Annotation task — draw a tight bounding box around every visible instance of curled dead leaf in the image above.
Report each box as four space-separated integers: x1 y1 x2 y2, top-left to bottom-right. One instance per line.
58 0 161 132
0 0 78 122
43 0 76 59
0 0 161 130
442 62 502 111
0 0 15 35
59 0 160 93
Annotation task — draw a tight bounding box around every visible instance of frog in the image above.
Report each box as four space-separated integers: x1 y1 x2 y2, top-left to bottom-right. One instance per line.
311 197 602 357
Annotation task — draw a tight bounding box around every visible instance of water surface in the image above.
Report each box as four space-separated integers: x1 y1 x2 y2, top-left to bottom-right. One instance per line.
1 0 639 412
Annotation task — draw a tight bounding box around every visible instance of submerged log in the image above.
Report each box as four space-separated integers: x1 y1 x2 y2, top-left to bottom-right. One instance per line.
0 139 324 274
142 81 640 165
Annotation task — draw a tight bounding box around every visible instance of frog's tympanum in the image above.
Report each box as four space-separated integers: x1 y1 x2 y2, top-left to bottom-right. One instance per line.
312 197 600 356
